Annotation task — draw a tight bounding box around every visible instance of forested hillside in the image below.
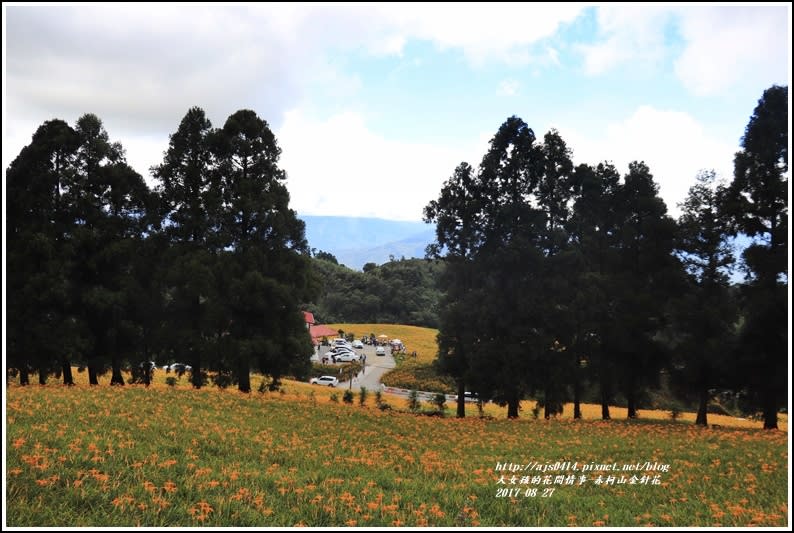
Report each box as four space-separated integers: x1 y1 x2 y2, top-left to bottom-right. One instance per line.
303 256 442 328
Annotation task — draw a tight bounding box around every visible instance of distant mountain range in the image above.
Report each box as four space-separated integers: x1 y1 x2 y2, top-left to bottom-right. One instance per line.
300 215 435 270
300 215 754 282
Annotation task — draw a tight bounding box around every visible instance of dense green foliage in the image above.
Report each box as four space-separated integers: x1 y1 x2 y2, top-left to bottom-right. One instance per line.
7 108 315 392
723 85 788 429
669 170 738 426
303 256 442 328
425 86 788 426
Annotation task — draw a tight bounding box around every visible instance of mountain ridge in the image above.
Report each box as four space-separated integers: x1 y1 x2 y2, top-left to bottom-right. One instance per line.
300 215 435 270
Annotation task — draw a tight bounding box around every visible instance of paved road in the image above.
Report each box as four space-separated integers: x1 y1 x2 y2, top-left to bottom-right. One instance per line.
339 344 395 391
311 343 395 391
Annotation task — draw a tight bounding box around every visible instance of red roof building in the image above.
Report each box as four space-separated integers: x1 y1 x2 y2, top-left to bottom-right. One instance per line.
309 324 339 345
303 311 338 345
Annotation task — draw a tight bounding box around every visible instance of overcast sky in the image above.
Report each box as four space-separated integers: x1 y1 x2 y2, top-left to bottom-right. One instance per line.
3 4 791 221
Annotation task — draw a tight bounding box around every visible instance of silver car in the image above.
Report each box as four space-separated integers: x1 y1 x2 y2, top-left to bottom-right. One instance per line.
310 375 339 387
334 352 360 363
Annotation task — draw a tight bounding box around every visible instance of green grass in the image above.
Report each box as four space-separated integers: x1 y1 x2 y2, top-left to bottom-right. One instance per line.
6 383 788 527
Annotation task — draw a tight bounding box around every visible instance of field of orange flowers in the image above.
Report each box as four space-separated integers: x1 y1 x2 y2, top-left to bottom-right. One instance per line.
6 378 789 527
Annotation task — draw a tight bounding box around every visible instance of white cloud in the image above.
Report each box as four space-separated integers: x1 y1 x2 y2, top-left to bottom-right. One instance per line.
545 46 561 66
3 4 584 174
498 79 520 96
578 5 673 75
554 106 737 217
373 4 583 65
371 34 407 57
122 136 170 188
277 110 473 221
5 4 771 226
673 6 790 95
580 5 790 94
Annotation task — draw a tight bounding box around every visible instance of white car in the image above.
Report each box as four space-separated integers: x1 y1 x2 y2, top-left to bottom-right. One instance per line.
332 338 353 349
324 348 355 359
375 346 386 356
352 340 364 349
334 352 360 363
310 375 339 387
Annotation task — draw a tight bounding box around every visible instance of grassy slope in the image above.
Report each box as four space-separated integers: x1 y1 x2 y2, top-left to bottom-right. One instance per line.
6 324 788 526
6 382 788 527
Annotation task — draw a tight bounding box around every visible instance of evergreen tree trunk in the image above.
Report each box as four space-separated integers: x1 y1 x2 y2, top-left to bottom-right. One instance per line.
762 389 778 430
573 377 582 420
61 357 74 386
142 340 152 386
506 391 520 419
38 367 47 385
544 386 552 420
190 296 203 389
626 386 637 419
110 356 125 385
88 365 99 385
20 367 30 386
238 357 251 393
456 379 466 418
600 378 610 420
190 349 202 389
695 387 708 426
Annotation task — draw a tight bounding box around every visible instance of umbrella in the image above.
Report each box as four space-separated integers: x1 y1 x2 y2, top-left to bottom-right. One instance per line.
378 334 389 339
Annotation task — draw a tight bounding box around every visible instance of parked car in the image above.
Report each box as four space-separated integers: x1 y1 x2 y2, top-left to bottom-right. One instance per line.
310 375 339 387
334 352 360 363
462 392 481 403
324 348 356 360
333 338 353 349
352 340 364 349
375 346 386 356
330 346 355 354
167 363 192 374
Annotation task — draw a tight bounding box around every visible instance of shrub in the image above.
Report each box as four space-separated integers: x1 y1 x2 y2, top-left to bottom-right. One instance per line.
165 377 178 388
381 362 456 394
407 390 421 413
374 390 391 410
212 371 235 389
358 386 368 406
432 392 447 416
343 390 354 404
330 393 339 403
190 370 209 387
